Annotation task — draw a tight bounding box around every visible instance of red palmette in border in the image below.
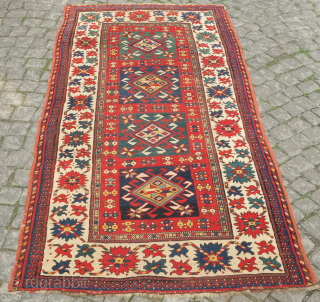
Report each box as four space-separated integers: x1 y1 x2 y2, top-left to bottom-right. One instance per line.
9 4 316 295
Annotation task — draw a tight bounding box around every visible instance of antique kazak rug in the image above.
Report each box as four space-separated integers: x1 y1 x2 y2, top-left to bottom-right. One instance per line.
10 4 316 296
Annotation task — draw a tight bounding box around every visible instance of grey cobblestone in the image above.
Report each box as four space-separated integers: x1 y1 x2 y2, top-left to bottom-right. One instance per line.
287 187 300 202
131 296 154 302
0 228 7 247
311 189 320 204
280 57 303 69
11 106 37 121
309 91 320 106
294 96 317 111
6 67 25 80
311 248 320 270
278 73 299 86
229 295 252 302
283 86 303 98
283 101 305 116
313 107 320 117
303 168 320 186
302 111 320 125
249 290 270 301
4 80 21 91
10 26 28 37
36 81 48 93
0 152 8 164
20 80 39 92
298 80 319 94
273 149 289 164
11 206 25 229
261 115 279 130
270 290 309 302
287 118 311 134
12 169 30 187
308 291 320 302
31 37 49 48
0 0 318 301
0 251 15 280
6 57 26 68
25 68 41 81
25 48 47 58
19 188 28 205
303 214 320 241
295 53 314 65
0 187 22 205
291 67 313 81
8 122 30 136
291 133 312 149
8 47 27 58
279 139 302 157
0 92 24 106
269 107 291 123
270 124 294 141
1 136 24 151
303 126 320 143
0 48 10 57
2 230 19 250
0 168 13 187
14 37 34 48
0 204 14 227
24 93 45 107
309 50 320 61
47 293 76 302
300 232 315 254
291 205 305 223
302 147 320 165
23 136 36 152
267 91 290 107
6 151 31 168
26 58 47 68
256 101 271 115
294 198 319 214
291 177 316 195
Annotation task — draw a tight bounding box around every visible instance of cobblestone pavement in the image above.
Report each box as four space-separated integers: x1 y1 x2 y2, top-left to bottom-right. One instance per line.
0 0 320 301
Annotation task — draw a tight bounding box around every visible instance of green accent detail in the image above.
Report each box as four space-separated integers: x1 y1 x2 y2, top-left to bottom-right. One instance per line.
75 159 90 170
167 16 178 22
260 256 282 272
224 160 255 184
248 197 264 209
120 31 177 60
52 205 68 216
300 194 312 199
197 31 218 42
235 149 250 158
143 259 167 275
119 113 190 158
76 244 96 258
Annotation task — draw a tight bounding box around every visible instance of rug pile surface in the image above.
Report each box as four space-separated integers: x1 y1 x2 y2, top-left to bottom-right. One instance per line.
9 4 316 295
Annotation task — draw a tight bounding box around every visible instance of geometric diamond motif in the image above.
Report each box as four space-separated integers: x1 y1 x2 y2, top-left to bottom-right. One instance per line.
119 113 190 158
119 165 199 220
131 38 163 53
131 122 174 146
132 175 184 206
132 73 170 94
120 31 177 61
119 66 183 104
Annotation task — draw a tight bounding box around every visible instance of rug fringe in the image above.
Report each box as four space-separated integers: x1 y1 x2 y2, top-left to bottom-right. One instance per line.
67 3 227 10
8 284 319 299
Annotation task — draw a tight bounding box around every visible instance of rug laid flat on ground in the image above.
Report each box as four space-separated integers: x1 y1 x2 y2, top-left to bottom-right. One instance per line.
9 4 316 295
